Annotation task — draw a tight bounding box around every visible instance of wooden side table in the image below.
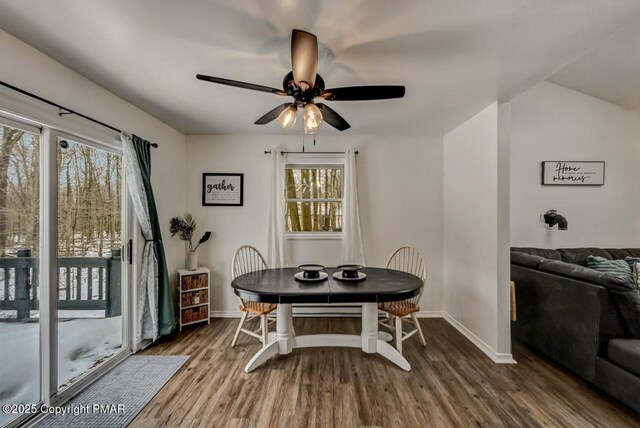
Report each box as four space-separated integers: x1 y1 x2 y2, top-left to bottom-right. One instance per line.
178 267 210 331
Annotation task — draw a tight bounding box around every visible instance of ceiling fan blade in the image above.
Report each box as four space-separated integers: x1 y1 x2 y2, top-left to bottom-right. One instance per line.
291 29 317 91
196 74 286 95
254 103 293 125
320 85 405 101
316 103 350 131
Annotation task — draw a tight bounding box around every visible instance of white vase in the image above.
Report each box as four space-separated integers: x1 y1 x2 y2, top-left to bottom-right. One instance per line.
187 251 198 270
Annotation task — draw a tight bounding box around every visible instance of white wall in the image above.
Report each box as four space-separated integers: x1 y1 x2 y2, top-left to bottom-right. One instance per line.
1 26 521 364
0 29 188 295
185 135 444 316
511 81 640 248
443 102 513 362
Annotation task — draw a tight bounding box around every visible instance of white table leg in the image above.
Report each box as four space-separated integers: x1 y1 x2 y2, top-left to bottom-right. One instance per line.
245 340 279 373
362 302 411 371
245 301 411 373
361 302 378 353
245 303 293 373
377 341 411 371
276 303 293 355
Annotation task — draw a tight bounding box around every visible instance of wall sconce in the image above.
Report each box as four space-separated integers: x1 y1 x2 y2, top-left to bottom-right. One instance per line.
542 209 568 230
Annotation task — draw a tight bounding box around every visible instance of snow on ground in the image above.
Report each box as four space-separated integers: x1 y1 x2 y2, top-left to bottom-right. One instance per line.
0 316 122 426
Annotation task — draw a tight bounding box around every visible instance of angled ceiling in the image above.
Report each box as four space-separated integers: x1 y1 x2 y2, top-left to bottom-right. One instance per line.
0 0 639 136
549 19 640 114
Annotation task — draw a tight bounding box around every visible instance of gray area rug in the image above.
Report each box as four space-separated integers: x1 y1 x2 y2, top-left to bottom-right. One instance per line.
35 355 189 428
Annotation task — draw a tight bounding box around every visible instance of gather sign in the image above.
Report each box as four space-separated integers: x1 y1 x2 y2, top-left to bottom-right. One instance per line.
541 161 605 186
202 173 244 206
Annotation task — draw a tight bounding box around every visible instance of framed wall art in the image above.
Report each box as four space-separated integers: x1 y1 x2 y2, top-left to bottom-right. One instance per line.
541 161 605 186
202 173 244 206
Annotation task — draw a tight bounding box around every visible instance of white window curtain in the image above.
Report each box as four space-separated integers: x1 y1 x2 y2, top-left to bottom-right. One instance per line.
121 133 158 347
267 148 286 267
342 149 366 265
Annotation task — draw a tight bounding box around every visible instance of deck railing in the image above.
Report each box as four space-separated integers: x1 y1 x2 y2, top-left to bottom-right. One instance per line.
0 248 122 320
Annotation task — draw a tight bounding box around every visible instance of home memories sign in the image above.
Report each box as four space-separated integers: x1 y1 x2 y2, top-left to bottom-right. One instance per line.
541 161 605 186
202 173 244 206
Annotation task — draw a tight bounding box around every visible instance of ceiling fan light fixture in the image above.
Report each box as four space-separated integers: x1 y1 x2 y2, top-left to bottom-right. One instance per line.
303 103 322 134
197 29 405 133
277 104 297 129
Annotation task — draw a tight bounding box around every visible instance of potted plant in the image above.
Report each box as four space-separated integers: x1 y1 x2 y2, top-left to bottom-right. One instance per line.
169 213 211 270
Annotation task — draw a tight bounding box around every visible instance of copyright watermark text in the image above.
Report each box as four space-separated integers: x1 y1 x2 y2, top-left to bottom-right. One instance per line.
2 403 125 416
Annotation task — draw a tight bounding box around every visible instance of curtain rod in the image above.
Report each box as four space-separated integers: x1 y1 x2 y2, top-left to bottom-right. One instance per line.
0 80 158 148
264 150 358 155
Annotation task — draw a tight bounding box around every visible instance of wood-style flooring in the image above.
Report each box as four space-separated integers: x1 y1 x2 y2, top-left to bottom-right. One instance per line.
132 318 640 427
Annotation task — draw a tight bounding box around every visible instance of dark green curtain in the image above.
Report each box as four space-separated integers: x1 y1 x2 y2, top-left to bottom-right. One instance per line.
132 134 176 336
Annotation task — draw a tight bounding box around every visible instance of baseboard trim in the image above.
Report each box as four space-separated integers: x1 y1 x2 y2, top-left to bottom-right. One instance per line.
416 311 444 318
209 310 242 318
443 313 516 364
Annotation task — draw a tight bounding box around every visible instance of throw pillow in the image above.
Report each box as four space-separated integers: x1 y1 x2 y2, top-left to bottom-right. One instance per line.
624 257 640 291
624 256 640 270
586 255 634 282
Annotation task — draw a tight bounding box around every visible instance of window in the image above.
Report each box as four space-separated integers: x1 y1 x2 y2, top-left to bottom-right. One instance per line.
285 165 343 234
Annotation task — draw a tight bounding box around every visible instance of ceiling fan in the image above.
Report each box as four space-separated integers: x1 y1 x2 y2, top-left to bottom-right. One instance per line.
196 29 406 133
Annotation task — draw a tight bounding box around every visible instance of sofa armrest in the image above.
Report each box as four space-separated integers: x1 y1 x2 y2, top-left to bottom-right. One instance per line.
511 264 616 382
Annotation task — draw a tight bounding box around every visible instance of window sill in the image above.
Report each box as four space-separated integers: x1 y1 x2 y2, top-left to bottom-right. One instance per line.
286 233 343 240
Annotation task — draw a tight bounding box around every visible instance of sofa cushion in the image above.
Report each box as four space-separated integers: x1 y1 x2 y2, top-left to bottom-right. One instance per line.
596 357 640 413
511 247 562 261
586 256 634 282
559 248 613 266
623 257 640 291
538 260 631 288
630 261 640 292
606 248 640 260
624 256 640 268
536 259 640 338
608 339 640 377
511 251 546 269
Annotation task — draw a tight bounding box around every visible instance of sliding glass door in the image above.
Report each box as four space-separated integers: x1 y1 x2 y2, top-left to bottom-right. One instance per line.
0 115 131 427
0 121 41 427
56 137 125 391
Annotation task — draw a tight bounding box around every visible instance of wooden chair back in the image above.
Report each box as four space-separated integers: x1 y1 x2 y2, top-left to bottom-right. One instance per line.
232 245 268 280
386 246 427 306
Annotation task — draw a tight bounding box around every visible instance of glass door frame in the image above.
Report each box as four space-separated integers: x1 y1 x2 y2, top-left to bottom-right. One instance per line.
45 129 133 406
0 115 44 428
0 110 133 427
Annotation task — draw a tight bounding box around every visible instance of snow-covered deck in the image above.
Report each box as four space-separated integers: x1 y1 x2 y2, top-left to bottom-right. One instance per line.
0 314 123 426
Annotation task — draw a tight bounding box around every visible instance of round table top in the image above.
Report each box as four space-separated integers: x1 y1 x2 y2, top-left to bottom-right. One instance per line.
231 267 422 304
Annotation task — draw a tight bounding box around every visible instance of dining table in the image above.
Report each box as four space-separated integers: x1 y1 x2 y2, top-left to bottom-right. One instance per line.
231 267 423 373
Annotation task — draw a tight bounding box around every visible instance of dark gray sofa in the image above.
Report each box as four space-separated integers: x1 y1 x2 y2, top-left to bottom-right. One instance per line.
511 247 640 413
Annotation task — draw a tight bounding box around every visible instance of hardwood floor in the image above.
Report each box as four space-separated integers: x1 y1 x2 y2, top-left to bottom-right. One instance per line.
132 318 639 427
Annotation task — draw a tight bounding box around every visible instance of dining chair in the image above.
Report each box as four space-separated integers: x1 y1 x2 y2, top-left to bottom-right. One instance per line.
378 246 427 354
230 245 276 347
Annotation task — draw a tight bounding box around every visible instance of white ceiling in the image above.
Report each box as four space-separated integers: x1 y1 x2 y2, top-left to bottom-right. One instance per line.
0 1 639 136
548 19 640 114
